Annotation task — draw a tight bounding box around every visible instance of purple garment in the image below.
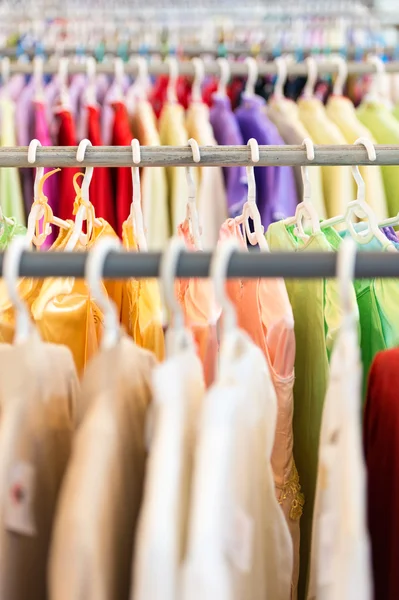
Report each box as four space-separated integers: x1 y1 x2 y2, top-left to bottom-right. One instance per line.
101 76 131 145
210 94 247 217
382 226 399 244
235 93 298 227
5 75 26 102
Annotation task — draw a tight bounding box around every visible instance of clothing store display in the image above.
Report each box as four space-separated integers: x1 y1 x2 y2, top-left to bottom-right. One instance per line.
49 336 156 600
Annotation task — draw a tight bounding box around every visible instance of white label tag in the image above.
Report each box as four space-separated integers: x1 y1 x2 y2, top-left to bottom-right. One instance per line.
318 512 335 587
4 461 37 536
226 505 254 573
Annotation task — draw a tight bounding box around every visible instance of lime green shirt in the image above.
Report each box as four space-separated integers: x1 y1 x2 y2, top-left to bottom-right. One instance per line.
0 97 25 225
0 217 26 249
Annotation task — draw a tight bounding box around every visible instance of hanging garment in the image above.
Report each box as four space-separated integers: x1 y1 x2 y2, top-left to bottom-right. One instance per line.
323 225 399 398
181 328 293 600
0 217 26 250
159 102 190 232
357 100 399 217
101 75 131 145
308 303 372 600
325 95 388 219
266 220 356 600
111 101 134 236
133 342 205 600
0 332 79 600
297 96 353 219
267 96 326 219
364 349 399 600
177 219 218 387
49 336 156 600
56 109 81 221
209 94 248 218
0 96 25 224
235 94 298 227
220 218 301 599
130 99 170 249
86 104 116 230
186 101 228 248
121 219 165 362
15 79 36 215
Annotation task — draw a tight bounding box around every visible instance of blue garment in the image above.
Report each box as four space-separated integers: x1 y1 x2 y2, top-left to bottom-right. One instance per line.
235 93 298 227
210 94 247 217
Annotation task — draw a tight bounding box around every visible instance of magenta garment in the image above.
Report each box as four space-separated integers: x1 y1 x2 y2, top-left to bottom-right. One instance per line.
16 80 36 214
210 94 248 217
235 94 298 227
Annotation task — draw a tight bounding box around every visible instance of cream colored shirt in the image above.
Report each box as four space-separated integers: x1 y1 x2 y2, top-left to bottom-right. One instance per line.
49 336 156 600
0 333 79 600
181 329 293 600
298 97 353 218
131 100 170 249
186 102 228 248
326 95 388 219
133 342 205 600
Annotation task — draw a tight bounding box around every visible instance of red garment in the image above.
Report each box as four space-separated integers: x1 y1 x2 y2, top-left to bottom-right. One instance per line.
56 109 81 221
87 105 116 229
364 348 399 600
148 75 191 118
111 101 133 236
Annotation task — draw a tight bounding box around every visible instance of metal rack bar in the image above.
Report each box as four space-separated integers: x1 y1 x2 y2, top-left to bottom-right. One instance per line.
4 59 399 78
1 145 399 168
0 251 398 279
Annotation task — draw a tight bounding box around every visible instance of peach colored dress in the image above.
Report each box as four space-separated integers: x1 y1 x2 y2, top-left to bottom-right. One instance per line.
219 219 303 600
176 219 219 387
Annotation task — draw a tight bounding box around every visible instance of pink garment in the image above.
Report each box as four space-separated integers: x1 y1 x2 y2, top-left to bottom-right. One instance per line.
177 219 218 387
219 218 302 600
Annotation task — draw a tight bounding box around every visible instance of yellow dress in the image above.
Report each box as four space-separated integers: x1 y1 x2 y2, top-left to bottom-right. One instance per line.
121 219 165 362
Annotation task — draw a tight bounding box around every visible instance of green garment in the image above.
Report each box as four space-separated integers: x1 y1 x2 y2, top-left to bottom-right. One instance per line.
0 97 25 225
266 221 357 600
325 225 399 398
357 100 399 217
0 217 26 249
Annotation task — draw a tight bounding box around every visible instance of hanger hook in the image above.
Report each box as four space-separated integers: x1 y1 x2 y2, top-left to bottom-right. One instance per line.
191 57 205 103
186 138 202 250
274 55 288 99
246 138 259 204
3 235 34 345
130 139 147 251
301 137 315 202
33 55 44 101
85 56 97 105
352 137 376 202
28 138 44 201
1 56 10 86
245 56 258 96
114 56 124 87
160 236 186 333
76 139 94 202
331 54 348 96
85 236 121 350
210 238 239 335
166 56 178 104
217 57 230 96
303 56 318 98
337 237 357 322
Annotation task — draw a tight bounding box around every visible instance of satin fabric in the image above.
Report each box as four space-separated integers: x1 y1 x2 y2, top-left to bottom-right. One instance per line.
111 101 133 236
56 109 81 221
121 219 165 362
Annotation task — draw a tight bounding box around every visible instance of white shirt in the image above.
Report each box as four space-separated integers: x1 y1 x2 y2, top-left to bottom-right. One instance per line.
308 317 372 600
181 328 293 600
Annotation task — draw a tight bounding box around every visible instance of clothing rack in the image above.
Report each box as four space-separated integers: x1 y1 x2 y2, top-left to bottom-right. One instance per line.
3 58 399 77
1 145 399 167
0 250 398 279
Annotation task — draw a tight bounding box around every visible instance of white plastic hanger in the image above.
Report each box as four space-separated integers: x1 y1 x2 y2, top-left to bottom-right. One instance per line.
191 57 205 104
365 55 391 107
166 56 178 104
274 55 288 100
210 238 239 337
85 56 97 106
303 56 318 98
129 139 148 251
234 138 268 250
216 57 230 97
330 54 348 96
160 237 193 356
65 139 101 251
186 138 203 250
284 138 321 238
244 56 258 97
85 236 121 349
337 236 358 325
3 235 34 344
113 56 125 101
33 55 45 102
321 138 395 249
58 56 70 109
128 55 149 100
